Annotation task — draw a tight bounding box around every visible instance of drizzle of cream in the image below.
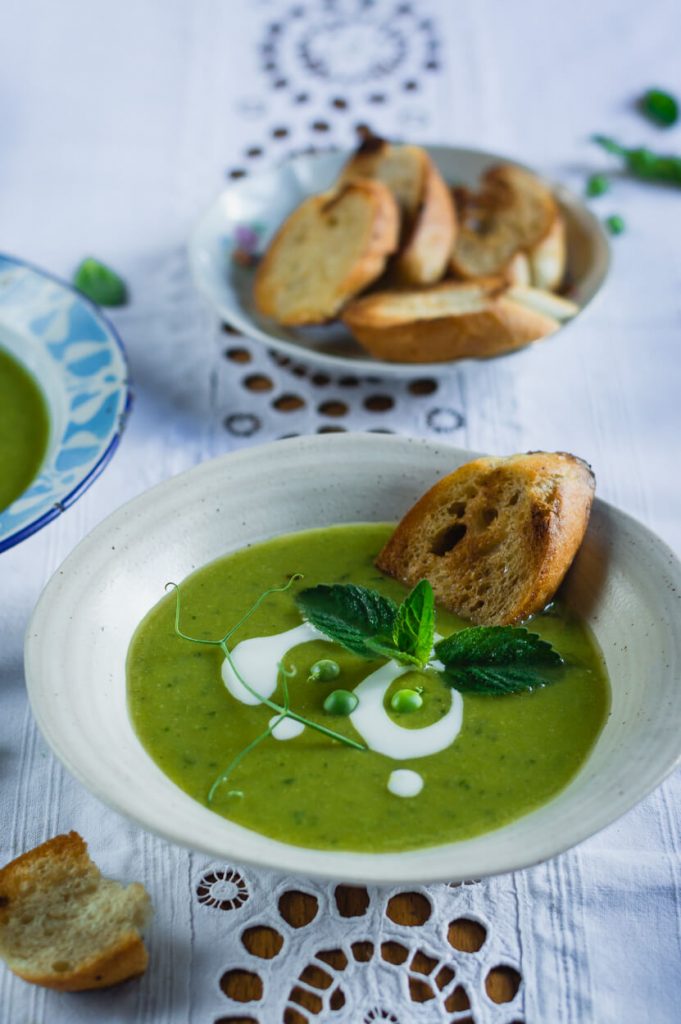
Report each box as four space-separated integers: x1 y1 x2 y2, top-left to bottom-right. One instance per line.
223 624 464 763
221 623 324 705
268 714 305 740
349 661 463 760
388 769 424 797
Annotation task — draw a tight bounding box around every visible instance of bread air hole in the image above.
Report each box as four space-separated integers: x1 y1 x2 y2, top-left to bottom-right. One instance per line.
475 507 498 530
508 491 521 506
448 501 467 517
430 522 467 556
51 960 71 973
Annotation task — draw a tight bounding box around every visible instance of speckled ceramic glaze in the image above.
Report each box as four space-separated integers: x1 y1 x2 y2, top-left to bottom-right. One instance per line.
25 435 681 883
189 146 610 376
0 254 130 552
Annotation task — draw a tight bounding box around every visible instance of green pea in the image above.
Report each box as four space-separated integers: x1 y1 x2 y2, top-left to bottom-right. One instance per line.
640 88 678 127
73 258 128 307
605 214 626 236
390 688 424 713
586 173 609 198
308 659 341 683
323 689 358 715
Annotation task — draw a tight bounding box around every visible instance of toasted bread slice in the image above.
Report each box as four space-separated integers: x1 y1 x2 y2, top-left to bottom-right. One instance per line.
342 279 559 363
528 213 566 291
253 179 399 325
451 164 559 282
340 137 456 285
376 452 595 625
0 832 152 991
506 285 579 322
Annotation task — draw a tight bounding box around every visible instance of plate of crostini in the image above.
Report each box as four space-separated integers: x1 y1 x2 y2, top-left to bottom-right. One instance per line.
189 141 610 376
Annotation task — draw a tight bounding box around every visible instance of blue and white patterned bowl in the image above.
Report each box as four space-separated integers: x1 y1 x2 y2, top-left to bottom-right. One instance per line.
0 254 130 553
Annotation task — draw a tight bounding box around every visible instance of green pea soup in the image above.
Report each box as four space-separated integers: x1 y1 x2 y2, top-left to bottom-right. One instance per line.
127 524 610 853
0 347 50 514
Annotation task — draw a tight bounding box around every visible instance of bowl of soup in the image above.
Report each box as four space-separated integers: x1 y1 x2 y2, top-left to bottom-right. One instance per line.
24 435 681 883
0 253 130 552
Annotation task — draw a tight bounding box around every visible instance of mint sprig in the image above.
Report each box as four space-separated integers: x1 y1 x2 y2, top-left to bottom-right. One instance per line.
436 625 563 695
297 581 564 695
393 579 434 667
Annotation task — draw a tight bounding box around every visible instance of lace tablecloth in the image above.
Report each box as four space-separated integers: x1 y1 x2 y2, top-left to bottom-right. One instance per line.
1 1 680 1021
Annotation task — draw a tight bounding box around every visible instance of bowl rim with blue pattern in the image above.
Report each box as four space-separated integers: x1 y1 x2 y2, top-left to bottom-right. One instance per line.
0 253 131 553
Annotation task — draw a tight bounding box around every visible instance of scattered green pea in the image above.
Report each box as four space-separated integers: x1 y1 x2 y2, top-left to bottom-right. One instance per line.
640 88 678 127
586 173 610 197
308 658 341 683
323 689 358 715
73 257 128 307
390 688 424 713
605 214 626 236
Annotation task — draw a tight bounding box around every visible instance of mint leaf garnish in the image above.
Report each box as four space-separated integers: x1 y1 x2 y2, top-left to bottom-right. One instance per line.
296 584 398 659
73 257 128 307
436 625 563 695
392 579 434 667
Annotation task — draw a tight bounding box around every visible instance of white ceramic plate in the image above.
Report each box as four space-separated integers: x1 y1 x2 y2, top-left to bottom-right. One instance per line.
189 146 610 377
0 254 130 552
25 435 681 883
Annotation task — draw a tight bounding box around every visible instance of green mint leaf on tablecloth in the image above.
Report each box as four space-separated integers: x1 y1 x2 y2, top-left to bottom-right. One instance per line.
639 88 678 127
73 257 128 307
436 625 563 695
296 583 398 659
392 579 435 667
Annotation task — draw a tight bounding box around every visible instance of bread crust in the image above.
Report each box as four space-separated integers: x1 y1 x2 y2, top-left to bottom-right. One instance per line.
395 154 457 285
0 831 150 992
342 282 559 363
376 452 595 624
451 164 559 283
253 179 399 325
340 138 456 286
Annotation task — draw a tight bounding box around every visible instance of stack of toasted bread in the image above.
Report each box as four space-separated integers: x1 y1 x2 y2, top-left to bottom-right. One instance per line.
253 136 578 364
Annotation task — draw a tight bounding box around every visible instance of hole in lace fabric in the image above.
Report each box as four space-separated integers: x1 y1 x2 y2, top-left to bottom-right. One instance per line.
220 969 263 1002
243 373 274 392
448 917 487 953
273 393 306 412
381 941 409 965
435 965 455 989
364 1011 398 1023
485 964 522 1002
225 347 251 362
410 950 438 975
409 378 437 395
299 964 333 989
387 892 432 925
444 985 471 1011
408 975 435 1002
318 399 348 417
316 948 348 970
334 885 370 917
351 941 374 962
214 1016 258 1024
241 925 283 959
196 869 249 911
278 890 319 927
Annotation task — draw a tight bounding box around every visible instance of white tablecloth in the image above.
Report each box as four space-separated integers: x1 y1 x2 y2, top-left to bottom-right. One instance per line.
1 1 680 1021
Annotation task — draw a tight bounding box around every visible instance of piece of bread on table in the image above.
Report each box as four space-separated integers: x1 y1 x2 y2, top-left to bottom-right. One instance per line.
342 279 559 363
376 452 595 625
253 178 399 325
339 136 456 285
0 831 152 991
451 164 563 288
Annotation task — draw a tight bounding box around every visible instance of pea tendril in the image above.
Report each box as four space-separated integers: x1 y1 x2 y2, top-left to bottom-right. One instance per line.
166 577 365 804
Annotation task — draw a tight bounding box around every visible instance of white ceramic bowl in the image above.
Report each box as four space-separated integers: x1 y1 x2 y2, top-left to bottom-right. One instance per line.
25 435 681 883
189 146 610 377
